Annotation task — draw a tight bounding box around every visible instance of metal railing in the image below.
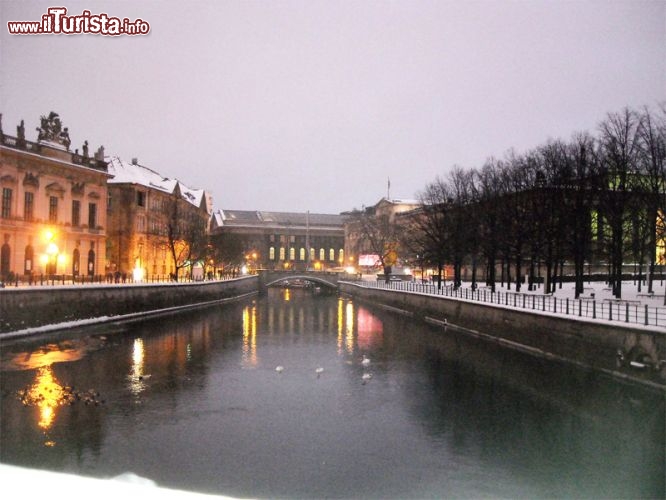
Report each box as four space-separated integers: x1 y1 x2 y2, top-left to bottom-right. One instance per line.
0 272 242 288
349 280 666 328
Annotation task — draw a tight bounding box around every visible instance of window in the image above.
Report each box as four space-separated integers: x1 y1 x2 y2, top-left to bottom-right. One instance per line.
87 242 95 276
289 248 295 260
279 247 285 260
269 247 275 260
310 248 315 261
72 248 80 276
72 200 81 226
137 191 145 207
339 249 344 263
1 242 10 277
299 248 305 261
24 192 34 221
24 245 34 274
329 249 335 261
49 196 58 223
319 248 325 260
1 188 12 218
88 203 97 228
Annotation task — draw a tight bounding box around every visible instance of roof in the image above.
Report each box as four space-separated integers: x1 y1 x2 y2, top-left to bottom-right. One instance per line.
107 156 211 212
212 209 346 230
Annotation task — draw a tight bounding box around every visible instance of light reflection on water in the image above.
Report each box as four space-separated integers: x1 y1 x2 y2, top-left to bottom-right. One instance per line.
128 338 146 395
0 288 664 499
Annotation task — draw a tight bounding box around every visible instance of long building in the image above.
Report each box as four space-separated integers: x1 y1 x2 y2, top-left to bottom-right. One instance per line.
210 209 347 272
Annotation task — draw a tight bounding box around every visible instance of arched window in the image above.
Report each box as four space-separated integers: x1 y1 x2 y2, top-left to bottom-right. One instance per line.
24 245 34 274
299 248 305 261
279 247 285 260
319 248 325 260
1 242 10 278
87 247 95 276
72 248 80 276
289 248 295 260
269 247 275 260
339 249 344 263
329 248 335 261
310 248 315 261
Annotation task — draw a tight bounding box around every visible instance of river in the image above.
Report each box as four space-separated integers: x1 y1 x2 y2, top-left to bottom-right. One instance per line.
1 288 663 498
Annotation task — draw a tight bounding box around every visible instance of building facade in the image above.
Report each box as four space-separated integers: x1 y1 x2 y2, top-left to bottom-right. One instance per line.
0 113 109 281
343 198 421 270
106 156 212 279
210 210 346 272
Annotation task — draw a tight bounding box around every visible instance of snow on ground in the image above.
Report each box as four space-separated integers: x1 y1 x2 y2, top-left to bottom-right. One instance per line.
361 275 666 308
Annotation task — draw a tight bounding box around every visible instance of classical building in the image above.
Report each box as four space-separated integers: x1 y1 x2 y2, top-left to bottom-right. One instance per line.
0 112 109 281
343 197 421 270
210 210 347 272
106 156 212 279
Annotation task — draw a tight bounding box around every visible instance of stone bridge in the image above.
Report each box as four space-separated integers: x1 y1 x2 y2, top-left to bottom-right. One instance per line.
257 270 343 290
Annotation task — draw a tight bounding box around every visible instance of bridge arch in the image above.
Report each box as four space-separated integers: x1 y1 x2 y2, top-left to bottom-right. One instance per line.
258 270 340 291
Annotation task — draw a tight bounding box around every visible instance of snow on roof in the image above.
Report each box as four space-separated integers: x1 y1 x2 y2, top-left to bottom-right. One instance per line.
212 209 346 228
107 156 210 212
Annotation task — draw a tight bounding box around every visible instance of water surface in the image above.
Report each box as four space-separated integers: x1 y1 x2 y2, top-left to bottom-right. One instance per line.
1 288 663 498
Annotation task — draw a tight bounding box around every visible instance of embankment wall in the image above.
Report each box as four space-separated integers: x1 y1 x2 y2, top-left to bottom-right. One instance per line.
0 277 258 334
340 282 666 388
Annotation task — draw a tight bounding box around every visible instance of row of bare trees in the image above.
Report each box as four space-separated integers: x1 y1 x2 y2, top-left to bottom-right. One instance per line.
397 105 665 300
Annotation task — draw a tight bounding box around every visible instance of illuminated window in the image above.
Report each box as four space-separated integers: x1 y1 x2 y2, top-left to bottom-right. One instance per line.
310 248 315 261
300 248 305 261
269 247 275 260
289 248 295 260
320 248 325 260
329 248 335 261
279 247 285 260
339 249 344 262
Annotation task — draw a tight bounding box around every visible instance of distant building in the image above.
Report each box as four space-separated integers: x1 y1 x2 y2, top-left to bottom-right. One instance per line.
0 112 110 281
106 156 212 279
210 210 346 272
344 198 421 270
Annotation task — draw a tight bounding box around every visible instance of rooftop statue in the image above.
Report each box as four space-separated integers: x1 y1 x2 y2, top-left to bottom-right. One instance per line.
36 111 71 149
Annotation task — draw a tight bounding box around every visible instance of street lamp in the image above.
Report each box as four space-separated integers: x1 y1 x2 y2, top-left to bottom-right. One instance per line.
40 229 60 276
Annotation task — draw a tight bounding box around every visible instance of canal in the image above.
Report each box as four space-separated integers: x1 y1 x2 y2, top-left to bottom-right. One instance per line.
1 288 664 498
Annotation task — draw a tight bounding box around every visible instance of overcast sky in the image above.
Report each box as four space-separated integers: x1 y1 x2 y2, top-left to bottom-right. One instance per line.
1 0 664 213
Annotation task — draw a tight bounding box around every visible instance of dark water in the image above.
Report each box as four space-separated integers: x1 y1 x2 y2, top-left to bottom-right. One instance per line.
1 288 664 499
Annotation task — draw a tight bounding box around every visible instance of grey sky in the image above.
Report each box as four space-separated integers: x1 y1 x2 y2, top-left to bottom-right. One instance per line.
1 0 664 213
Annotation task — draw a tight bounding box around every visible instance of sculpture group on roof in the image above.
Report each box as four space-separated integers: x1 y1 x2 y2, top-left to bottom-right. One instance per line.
36 111 71 149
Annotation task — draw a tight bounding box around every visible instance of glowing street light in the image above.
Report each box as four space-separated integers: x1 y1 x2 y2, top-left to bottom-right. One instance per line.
41 229 60 275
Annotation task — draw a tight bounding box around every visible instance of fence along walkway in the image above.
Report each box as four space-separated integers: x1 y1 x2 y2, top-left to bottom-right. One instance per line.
351 280 666 329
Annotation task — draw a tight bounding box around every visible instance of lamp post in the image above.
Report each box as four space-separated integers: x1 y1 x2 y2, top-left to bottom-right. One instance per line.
40 230 60 278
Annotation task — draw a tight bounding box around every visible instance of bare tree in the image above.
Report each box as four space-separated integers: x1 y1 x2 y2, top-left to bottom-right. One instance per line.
598 108 643 298
166 191 208 280
415 177 453 289
347 207 400 283
637 105 666 298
